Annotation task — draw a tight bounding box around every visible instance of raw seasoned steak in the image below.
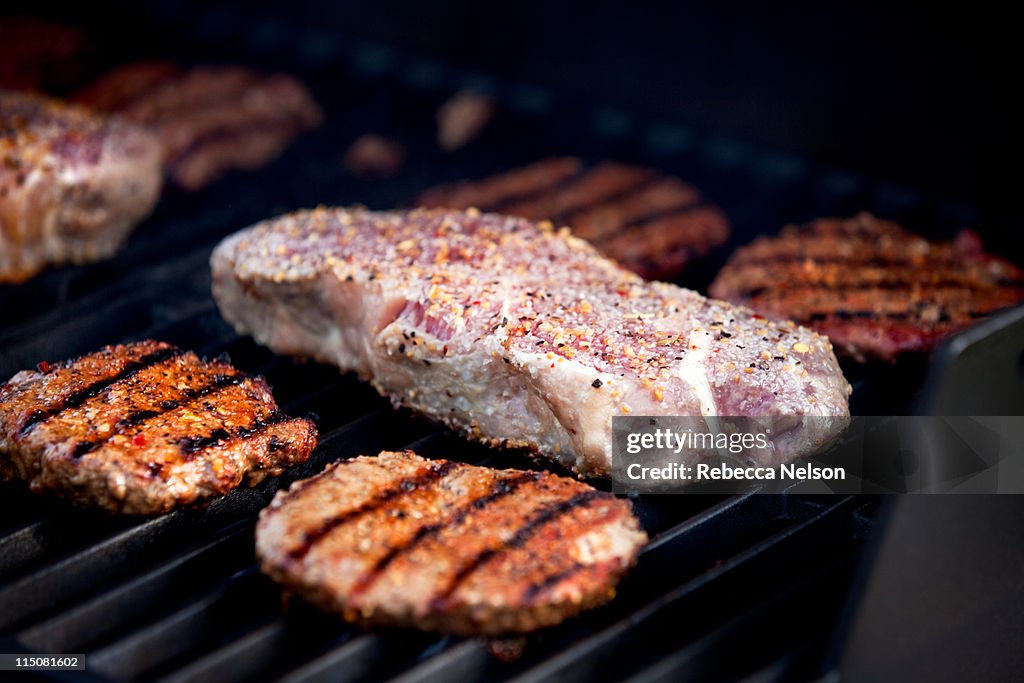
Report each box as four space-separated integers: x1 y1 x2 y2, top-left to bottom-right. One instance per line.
416 158 730 280
709 213 1024 362
211 207 850 478
256 450 647 636
74 63 323 190
0 90 163 283
0 340 318 514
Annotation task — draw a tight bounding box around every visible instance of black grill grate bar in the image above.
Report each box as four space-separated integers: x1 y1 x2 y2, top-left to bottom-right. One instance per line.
86 565 274 681
143 430 507 683
0 489 51 531
0 407 429 633
0 514 72 579
275 631 443 683
270 493 809 683
640 492 760 552
17 520 255 653
0 514 190 631
502 497 860 683
620 552 860 683
153 620 290 683
386 640 490 683
0 230 219 347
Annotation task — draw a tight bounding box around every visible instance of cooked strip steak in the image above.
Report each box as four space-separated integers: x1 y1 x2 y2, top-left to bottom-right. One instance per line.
416 158 729 280
256 450 647 635
73 65 322 190
0 90 163 283
708 213 1024 362
211 207 850 478
0 340 317 514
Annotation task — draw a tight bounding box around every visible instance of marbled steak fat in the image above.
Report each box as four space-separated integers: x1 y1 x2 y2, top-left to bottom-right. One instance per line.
211 207 851 477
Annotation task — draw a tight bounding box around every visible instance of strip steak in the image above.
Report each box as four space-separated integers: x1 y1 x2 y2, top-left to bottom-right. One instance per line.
211 207 850 478
1 90 163 283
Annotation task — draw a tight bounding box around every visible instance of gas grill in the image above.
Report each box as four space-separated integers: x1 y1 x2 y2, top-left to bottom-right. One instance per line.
1 4 1021 682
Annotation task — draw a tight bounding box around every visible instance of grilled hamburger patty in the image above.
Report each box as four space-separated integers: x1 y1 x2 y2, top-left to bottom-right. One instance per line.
708 213 1024 362
0 90 163 283
211 207 850 479
0 340 317 514
74 63 323 191
416 157 730 280
256 450 647 636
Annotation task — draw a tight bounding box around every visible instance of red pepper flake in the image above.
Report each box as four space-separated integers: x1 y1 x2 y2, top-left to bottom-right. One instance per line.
131 434 147 447
550 363 555 369
752 314 765 319
471 300 481 306
36 361 50 373
691 345 699 350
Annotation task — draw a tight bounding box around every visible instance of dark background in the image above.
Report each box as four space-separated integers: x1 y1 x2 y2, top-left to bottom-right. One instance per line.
29 1 1018 223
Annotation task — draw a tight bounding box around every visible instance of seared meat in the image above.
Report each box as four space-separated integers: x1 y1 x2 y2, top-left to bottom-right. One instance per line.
74 64 323 190
256 450 647 636
0 340 317 514
343 134 406 178
416 158 730 280
436 90 495 151
211 207 850 479
0 90 163 283
708 213 1024 362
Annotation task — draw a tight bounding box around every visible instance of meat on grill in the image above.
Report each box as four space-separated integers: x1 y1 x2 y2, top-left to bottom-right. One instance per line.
211 207 850 479
0 90 163 283
0 340 318 514
436 90 495 151
708 213 1024 362
256 450 647 636
73 63 323 191
416 158 730 280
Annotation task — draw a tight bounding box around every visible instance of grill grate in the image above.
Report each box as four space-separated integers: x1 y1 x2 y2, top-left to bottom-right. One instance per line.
0 8 977 681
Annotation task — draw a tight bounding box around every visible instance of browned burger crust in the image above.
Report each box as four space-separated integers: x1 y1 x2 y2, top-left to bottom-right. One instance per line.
708 213 1024 362
0 340 318 514
416 158 730 281
256 451 648 636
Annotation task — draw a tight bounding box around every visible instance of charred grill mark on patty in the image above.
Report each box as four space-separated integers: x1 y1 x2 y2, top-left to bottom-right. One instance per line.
416 159 729 280
349 470 542 596
18 345 183 434
68 371 247 457
500 163 656 222
709 213 1024 361
417 158 585 212
429 490 605 610
285 458 464 561
176 410 293 458
0 341 318 514
255 452 647 636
